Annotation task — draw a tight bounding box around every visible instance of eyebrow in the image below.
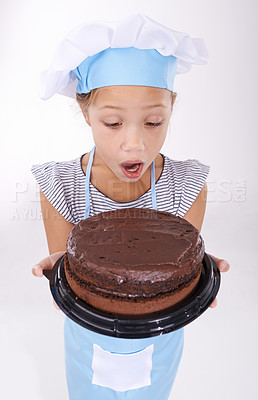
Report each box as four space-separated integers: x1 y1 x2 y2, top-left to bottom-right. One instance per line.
99 104 167 110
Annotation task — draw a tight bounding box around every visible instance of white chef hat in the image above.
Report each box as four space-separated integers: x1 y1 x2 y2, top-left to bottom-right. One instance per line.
39 13 209 100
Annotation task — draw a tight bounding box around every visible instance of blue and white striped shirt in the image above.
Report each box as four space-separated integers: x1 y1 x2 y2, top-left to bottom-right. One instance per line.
31 152 210 224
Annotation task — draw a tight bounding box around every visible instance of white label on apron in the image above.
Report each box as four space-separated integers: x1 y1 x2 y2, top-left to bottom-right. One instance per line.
92 343 154 392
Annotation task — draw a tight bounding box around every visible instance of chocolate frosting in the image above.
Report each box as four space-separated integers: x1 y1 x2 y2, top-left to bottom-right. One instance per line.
66 208 205 300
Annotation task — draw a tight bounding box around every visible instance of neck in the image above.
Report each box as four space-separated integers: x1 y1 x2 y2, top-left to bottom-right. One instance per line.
87 149 161 203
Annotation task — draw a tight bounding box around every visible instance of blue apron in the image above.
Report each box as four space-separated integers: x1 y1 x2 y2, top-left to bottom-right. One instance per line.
64 145 184 399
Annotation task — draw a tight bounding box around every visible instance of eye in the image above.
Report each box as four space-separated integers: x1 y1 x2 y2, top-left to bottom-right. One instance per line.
103 122 122 128
145 122 163 128
103 121 164 129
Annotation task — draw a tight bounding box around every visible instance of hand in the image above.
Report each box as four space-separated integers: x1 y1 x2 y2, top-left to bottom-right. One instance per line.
207 254 230 308
32 251 66 310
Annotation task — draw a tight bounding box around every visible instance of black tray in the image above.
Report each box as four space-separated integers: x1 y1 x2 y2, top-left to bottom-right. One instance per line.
43 253 220 339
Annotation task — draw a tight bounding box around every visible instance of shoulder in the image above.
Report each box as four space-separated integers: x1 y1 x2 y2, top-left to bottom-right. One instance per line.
164 155 210 178
31 154 84 180
31 154 86 193
163 154 210 217
31 154 86 223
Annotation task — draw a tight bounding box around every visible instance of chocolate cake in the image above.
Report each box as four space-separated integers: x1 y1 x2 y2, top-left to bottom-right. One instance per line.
64 208 205 316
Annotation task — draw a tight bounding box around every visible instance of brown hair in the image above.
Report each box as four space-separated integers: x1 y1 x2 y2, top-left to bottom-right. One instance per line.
76 88 177 114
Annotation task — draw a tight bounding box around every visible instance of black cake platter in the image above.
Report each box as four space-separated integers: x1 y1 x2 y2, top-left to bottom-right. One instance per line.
43 253 220 339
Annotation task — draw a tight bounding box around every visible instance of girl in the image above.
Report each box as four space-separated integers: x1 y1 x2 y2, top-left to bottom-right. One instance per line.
32 13 230 400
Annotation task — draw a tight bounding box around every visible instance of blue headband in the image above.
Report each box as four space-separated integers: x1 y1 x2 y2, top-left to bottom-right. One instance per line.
71 47 178 94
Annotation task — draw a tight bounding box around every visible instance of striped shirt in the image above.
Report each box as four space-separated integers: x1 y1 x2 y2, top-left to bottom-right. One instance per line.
31 152 210 224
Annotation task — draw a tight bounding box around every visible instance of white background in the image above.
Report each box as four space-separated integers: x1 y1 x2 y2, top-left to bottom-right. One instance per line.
0 0 257 399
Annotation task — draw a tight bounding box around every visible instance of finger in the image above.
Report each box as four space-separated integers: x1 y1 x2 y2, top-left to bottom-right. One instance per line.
207 254 230 272
38 251 66 270
32 251 66 277
53 300 61 310
32 264 44 277
217 259 230 272
49 251 66 266
209 298 217 308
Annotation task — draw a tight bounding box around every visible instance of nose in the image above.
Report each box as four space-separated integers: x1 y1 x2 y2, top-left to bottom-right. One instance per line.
121 126 145 152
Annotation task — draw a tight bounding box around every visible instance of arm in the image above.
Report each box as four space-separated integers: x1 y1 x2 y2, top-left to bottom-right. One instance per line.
182 182 230 308
39 189 74 253
32 189 74 276
32 189 75 309
182 181 207 233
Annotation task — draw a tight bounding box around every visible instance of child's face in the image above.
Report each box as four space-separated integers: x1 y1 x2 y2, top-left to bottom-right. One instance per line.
83 85 173 183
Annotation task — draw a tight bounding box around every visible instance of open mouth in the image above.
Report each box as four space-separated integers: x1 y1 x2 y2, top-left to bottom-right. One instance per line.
123 163 141 172
121 162 143 178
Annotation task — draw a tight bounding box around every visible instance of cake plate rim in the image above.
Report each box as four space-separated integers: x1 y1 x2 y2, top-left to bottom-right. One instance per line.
43 253 220 339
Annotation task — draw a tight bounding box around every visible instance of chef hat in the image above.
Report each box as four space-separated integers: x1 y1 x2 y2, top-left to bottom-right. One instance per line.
39 13 209 100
